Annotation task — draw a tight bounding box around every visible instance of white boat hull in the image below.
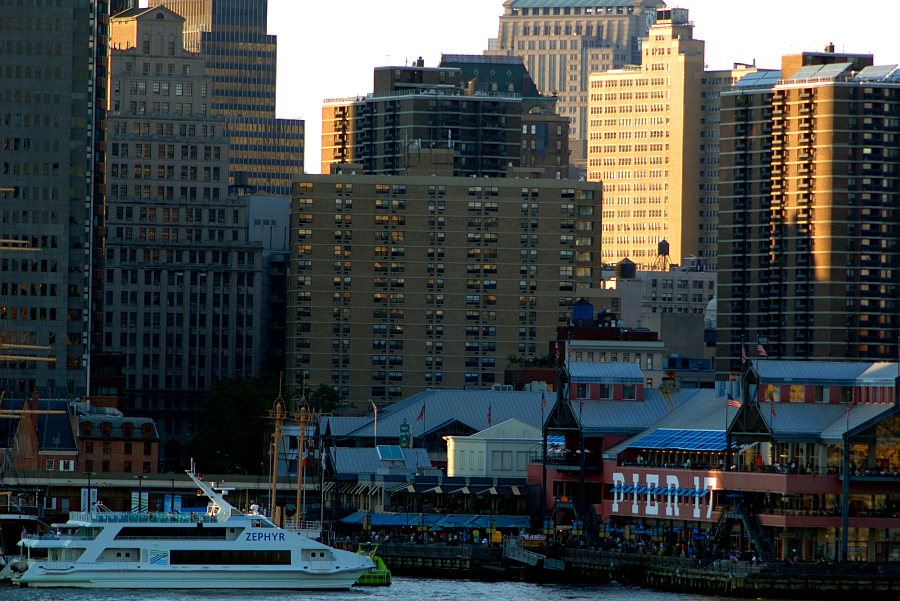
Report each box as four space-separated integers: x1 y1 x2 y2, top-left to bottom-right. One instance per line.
17 563 368 589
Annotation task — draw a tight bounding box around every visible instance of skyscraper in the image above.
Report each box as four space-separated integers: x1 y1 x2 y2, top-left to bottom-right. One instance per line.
0 0 108 397
586 8 756 270
486 0 664 173
716 50 900 375
149 0 303 195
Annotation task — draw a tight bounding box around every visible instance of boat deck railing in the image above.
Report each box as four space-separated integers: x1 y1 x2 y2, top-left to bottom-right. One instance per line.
283 518 322 532
67 511 219 524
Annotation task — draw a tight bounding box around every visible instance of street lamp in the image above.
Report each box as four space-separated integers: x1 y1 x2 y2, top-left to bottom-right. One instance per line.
134 475 145 513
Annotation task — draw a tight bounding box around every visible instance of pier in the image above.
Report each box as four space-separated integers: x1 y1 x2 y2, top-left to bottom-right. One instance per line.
347 541 900 598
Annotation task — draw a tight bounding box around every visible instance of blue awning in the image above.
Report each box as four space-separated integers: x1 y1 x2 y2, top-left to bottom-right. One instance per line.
493 516 531 529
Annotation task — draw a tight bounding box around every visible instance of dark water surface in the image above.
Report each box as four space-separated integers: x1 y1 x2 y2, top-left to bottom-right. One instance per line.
0 578 743 601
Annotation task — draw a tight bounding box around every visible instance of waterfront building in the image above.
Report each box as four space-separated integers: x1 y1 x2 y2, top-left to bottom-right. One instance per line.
586 8 760 270
288 173 602 403
149 0 303 195
541 359 900 563
716 50 900 374
446 419 542 479
486 0 664 173
74 400 160 476
0 0 108 398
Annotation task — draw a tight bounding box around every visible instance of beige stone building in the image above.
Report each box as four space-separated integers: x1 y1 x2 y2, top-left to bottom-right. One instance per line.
716 50 900 375
486 0 664 172
149 0 304 195
586 8 758 270
107 6 264 469
288 174 602 403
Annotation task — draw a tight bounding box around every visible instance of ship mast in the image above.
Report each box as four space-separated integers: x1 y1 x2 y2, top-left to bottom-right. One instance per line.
267 374 287 525
293 388 310 526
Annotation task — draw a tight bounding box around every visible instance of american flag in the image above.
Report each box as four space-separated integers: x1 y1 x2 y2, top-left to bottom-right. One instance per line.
579 400 584 414
741 346 747 364
416 403 426 421
554 341 560 360
486 404 492 427
727 394 741 409
540 392 547 412
757 343 768 357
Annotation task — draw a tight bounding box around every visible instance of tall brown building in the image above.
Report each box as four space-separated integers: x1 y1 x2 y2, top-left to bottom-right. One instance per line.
486 0 664 172
323 57 569 180
324 63 510 179
587 8 758 271
716 50 900 376
440 54 571 179
149 0 303 195
288 174 602 403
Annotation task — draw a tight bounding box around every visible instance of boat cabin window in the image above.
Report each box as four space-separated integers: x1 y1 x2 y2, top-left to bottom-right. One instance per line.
249 518 275 528
171 550 291 565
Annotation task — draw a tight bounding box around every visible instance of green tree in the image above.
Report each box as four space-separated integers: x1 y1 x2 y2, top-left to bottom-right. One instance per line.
186 374 280 475
308 383 341 413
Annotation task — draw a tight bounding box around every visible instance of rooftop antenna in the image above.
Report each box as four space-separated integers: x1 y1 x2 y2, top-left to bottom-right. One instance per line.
384 54 391 65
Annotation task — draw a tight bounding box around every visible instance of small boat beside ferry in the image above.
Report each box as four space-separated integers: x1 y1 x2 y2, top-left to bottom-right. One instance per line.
10 464 373 589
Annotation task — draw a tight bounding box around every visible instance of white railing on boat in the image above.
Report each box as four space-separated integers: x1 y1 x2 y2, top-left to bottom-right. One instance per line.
283 518 321 532
67 511 218 524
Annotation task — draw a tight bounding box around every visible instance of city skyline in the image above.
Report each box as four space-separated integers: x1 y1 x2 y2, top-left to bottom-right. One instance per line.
267 0 899 173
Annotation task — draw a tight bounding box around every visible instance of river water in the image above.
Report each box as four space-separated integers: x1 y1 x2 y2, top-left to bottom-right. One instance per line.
0 579 751 601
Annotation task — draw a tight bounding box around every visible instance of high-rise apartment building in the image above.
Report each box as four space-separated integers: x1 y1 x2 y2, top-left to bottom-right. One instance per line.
439 54 571 179
716 50 900 375
586 8 757 270
149 0 303 195
0 0 108 397
288 174 602 402
323 58 569 180
487 0 664 170
107 7 263 468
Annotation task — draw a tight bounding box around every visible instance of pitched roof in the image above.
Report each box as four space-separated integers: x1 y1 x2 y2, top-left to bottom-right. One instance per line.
760 401 898 444
329 446 431 476
576 388 712 435
754 360 898 386
345 390 557 440
463 418 541 440
567 360 645 384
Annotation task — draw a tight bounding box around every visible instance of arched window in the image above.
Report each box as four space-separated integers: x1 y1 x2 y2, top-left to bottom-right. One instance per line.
122 423 134 438
101 422 112 438
80 422 92 437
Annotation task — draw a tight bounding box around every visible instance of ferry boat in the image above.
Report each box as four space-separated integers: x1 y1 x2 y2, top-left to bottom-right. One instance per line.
11 465 373 589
